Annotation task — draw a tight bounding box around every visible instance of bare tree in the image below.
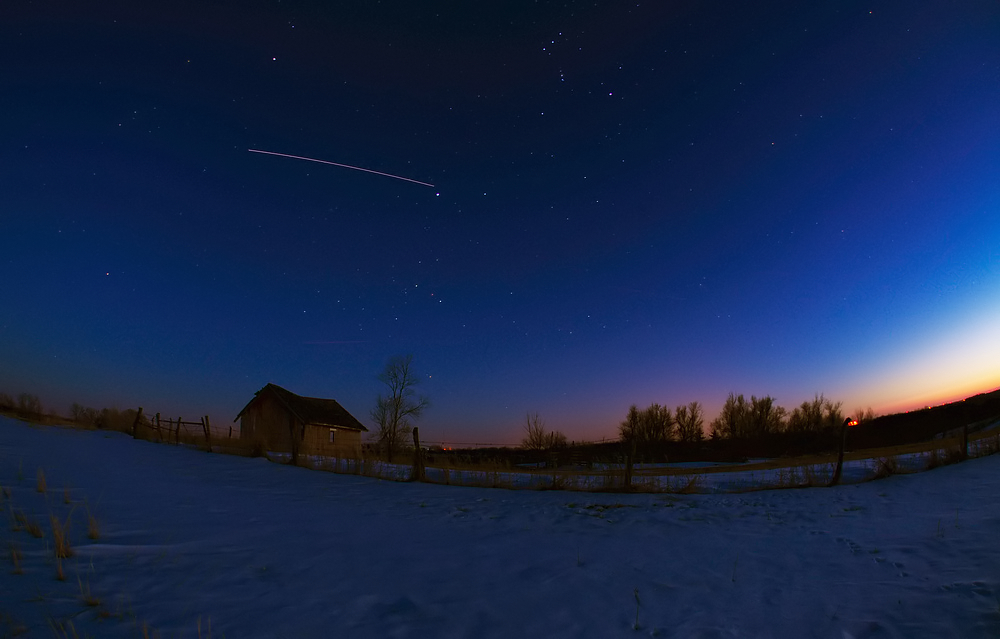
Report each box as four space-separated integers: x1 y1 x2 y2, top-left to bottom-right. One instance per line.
522 412 547 450
619 403 673 461
710 393 750 440
853 407 877 425
747 395 786 439
521 413 568 450
787 394 843 433
371 355 429 463
16 393 42 419
675 401 705 442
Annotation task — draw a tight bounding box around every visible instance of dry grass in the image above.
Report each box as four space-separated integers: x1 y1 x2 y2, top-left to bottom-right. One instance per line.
10 509 43 537
9 543 22 574
36 468 46 494
8 505 22 532
86 505 100 540
56 556 65 581
676 474 702 494
77 577 100 607
197 616 213 639
925 447 965 470
871 456 900 480
25 516 44 538
51 512 74 559
48 619 80 639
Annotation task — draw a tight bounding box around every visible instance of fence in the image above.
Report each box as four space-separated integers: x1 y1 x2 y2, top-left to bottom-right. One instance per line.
288 419 1000 493
120 406 1000 493
129 407 233 448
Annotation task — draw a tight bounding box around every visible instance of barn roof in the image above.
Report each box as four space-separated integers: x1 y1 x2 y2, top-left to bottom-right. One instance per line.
234 383 368 431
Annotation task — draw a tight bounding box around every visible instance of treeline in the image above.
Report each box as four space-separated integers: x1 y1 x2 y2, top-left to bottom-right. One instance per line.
0 392 45 419
0 391 145 433
708 393 875 439
617 401 706 462
70 403 144 432
618 393 877 462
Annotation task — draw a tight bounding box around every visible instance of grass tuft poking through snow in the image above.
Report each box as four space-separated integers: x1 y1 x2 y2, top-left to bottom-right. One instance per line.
10 508 43 537
78 576 100 607
24 515 44 538
197 615 213 639
9 542 22 574
36 467 46 493
51 511 74 558
86 509 100 540
48 619 80 639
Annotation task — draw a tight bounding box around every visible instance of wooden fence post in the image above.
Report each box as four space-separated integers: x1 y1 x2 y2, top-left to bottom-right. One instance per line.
131 407 143 438
624 446 634 491
411 427 426 482
203 416 212 451
829 418 850 487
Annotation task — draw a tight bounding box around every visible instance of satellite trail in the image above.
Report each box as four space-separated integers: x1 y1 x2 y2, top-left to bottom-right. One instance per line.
248 148 435 188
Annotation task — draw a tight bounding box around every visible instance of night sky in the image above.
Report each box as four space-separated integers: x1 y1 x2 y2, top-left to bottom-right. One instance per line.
3 1 999 445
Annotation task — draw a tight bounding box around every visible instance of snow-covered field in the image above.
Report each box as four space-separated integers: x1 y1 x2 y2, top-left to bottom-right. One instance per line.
1 416 998 638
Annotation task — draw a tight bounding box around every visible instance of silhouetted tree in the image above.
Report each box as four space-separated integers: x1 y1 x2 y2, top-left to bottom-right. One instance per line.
747 395 786 439
522 412 547 449
521 413 568 450
371 355 429 463
852 407 877 425
710 393 750 440
16 393 42 419
619 403 673 461
675 401 705 442
787 394 843 433
71 403 100 426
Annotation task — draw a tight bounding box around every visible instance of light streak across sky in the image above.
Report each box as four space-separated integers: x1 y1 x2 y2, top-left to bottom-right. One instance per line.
247 148 435 188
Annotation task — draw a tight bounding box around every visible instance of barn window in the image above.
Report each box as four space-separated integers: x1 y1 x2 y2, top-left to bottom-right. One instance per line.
329 428 336 443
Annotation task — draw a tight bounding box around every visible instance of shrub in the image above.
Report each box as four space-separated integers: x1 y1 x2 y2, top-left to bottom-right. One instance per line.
871 456 899 480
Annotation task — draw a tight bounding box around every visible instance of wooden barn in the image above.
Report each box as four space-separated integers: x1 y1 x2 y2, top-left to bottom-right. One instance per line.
235 383 367 459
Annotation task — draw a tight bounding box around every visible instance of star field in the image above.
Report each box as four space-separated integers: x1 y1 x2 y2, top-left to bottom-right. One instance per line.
2 0 999 444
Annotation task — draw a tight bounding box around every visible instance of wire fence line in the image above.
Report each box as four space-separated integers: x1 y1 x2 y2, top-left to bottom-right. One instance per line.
264 420 1000 494
116 405 1000 494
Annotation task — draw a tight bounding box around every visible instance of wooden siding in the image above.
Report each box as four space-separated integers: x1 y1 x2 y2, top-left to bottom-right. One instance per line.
240 390 363 457
303 425 363 458
239 391 294 451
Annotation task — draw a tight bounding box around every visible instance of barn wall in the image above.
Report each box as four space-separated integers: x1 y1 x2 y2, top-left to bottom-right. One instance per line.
239 392 294 451
303 425 363 458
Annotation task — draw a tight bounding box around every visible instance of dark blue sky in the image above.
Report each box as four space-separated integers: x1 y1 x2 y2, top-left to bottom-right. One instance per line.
3 1 999 444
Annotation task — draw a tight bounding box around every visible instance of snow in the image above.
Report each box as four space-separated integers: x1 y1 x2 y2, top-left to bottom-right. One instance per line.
1 416 998 637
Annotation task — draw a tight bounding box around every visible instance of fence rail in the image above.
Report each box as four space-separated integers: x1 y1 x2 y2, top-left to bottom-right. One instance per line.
130 408 234 448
